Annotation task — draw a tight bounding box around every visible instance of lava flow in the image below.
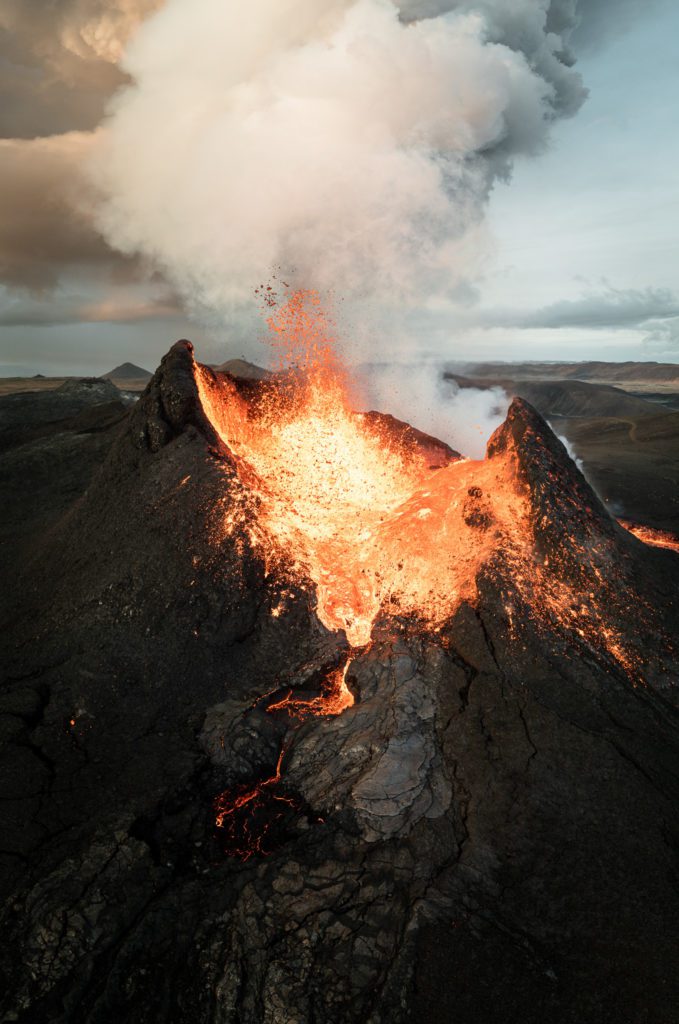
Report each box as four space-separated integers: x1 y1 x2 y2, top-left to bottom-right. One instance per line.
213 745 300 861
618 519 679 554
213 658 351 858
265 657 355 719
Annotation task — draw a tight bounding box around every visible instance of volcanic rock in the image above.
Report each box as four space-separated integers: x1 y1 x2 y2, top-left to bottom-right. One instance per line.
1 341 678 1024
0 378 130 583
360 409 460 467
0 377 122 452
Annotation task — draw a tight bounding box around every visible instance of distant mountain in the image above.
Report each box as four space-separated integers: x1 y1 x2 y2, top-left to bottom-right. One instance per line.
102 362 152 381
212 358 270 380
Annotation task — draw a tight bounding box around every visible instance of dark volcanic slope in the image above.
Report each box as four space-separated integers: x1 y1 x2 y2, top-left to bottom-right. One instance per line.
1 342 678 1024
0 380 129 582
0 378 122 452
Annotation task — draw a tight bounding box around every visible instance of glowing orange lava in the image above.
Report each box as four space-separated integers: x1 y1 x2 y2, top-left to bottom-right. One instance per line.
214 745 299 861
619 519 679 554
265 658 355 719
196 289 668 688
198 290 527 646
202 291 674 859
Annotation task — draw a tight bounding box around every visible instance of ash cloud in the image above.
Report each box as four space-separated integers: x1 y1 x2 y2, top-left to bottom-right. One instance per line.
0 0 664 349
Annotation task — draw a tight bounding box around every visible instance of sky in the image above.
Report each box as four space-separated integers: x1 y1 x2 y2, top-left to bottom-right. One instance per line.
476 2 679 362
0 0 678 376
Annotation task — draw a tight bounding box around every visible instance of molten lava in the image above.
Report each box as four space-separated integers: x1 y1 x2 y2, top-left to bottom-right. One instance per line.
619 519 679 554
196 285 668 722
213 745 300 861
201 290 672 858
198 290 527 647
265 657 355 719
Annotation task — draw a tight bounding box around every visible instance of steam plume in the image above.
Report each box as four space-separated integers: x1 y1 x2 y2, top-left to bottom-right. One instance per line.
89 0 588 328
363 361 508 458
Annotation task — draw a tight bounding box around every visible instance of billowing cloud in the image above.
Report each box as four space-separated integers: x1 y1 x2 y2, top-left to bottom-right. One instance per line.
88 0 589 331
398 0 587 117
398 0 663 59
0 0 668 350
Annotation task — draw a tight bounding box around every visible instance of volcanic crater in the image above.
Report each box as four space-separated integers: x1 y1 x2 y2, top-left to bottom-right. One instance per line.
1 328 679 1023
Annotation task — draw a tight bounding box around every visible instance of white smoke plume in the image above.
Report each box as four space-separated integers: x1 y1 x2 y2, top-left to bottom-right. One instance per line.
89 0 589 329
553 429 584 472
362 361 509 458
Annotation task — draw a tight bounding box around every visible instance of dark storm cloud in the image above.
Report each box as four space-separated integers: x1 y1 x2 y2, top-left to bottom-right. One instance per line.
0 1 174 308
0 38 124 139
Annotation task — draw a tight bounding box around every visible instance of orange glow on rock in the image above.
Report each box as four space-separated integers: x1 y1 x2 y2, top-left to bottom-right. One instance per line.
197 289 665 701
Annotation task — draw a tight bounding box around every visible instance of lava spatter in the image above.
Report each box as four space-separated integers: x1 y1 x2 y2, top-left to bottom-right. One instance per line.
197 289 664 686
197 289 527 647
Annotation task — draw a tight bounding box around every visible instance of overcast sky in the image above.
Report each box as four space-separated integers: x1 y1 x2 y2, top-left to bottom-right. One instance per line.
0 0 677 376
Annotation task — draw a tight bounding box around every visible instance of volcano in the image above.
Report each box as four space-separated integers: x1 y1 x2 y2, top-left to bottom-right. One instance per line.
1 329 679 1023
